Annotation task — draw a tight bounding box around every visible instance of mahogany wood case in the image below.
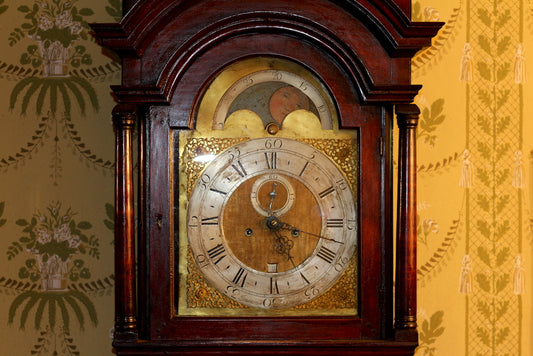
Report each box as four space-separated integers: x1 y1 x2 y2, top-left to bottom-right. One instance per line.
92 1 442 355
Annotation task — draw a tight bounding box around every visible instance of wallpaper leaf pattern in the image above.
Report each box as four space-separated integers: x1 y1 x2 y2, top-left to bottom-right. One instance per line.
417 310 446 356
0 0 118 354
465 0 522 354
414 0 529 355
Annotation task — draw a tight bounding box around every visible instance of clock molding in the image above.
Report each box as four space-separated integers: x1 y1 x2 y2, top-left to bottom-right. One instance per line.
92 1 442 355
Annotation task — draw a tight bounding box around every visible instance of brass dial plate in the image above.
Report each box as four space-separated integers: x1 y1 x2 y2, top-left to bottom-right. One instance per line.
186 137 357 309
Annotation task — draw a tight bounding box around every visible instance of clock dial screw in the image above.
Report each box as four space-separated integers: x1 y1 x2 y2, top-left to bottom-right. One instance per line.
245 228 253 236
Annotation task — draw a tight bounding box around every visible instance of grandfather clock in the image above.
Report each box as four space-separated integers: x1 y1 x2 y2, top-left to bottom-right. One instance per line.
92 1 441 354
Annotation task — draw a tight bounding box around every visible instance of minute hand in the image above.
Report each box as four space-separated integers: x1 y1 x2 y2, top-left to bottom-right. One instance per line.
278 221 344 244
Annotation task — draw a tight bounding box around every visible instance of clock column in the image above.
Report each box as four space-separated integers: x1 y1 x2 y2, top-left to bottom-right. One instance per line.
394 104 420 342
112 104 138 342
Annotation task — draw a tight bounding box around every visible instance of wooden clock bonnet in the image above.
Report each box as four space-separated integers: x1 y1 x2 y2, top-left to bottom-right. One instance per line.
92 1 442 355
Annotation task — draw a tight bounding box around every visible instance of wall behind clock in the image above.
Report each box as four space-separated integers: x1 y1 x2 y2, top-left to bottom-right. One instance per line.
0 0 531 355
0 0 119 354
412 0 533 355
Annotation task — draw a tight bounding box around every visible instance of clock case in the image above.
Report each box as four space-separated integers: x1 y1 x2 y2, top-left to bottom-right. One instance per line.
92 1 441 355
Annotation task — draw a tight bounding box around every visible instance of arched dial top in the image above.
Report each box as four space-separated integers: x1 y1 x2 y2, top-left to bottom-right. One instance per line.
187 137 357 309
212 70 334 130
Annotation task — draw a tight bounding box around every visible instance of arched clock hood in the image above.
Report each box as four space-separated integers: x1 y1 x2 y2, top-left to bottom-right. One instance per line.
92 0 441 106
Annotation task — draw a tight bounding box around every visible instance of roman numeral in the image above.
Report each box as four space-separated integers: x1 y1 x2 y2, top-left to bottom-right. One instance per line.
264 151 277 169
231 160 247 177
270 278 280 294
316 246 336 264
326 218 344 228
300 272 310 285
232 267 248 287
207 244 226 265
318 186 335 198
299 161 309 177
201 216 219 225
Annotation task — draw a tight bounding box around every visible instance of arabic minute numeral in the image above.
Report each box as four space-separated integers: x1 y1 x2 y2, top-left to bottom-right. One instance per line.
196 254 209 268
272 71 282 81
188 215 199 228
336 179 348 191
264 139 282 149
200 174 210 190
304 286 320 299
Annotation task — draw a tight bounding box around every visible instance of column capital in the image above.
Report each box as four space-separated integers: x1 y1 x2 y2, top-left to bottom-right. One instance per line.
396 104 420 129
112 104 137 129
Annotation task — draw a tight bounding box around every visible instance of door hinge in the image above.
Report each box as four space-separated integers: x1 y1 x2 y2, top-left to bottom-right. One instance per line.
379 136 384 156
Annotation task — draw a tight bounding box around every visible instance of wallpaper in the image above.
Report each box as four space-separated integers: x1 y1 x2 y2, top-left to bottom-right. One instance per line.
0 0 531 355
0 0 120 354
413 0 532 355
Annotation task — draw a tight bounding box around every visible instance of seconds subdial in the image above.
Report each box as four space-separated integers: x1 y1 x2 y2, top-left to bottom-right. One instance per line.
250 174 295 217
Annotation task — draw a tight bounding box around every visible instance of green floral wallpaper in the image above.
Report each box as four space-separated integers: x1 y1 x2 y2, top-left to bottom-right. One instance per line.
0 0 118 354
0 0 531 355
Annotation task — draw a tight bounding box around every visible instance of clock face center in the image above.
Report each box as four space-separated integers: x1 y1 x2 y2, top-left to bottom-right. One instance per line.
223 174 321 273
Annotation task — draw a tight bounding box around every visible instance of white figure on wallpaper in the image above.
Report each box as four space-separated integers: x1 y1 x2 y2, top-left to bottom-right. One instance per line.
512 150 525 188
513 254 525 295
514 44 526 84
460 43 473 82
423 7 440 21
459 254 472 294
459 149 474 188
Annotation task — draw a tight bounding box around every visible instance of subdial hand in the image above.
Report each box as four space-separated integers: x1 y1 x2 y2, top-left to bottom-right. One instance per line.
267 182 278 214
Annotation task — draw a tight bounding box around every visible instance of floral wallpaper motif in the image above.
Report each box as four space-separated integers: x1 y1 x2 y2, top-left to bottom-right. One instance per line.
7 203 100 353
0 0 118 354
